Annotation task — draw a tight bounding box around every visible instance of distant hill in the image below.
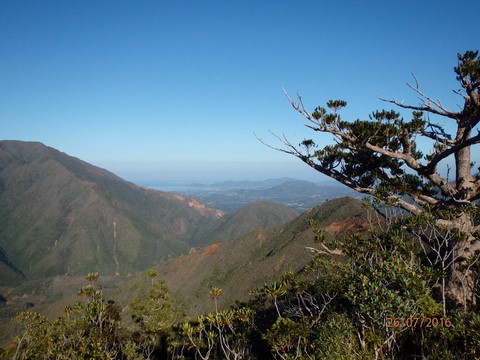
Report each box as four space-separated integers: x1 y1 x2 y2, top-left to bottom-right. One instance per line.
169 179 359 212
0 140 223 285
189 201 298 247
210 178 298 189
150 197 369 316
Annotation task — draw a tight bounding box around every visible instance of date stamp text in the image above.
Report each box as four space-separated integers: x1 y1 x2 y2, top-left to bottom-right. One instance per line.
386 317 452 328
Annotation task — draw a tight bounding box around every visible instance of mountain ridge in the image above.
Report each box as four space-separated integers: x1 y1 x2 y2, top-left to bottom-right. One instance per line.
0 141 307 286
20 197 369 321
0 140 224 284
148 196 369 315
189 200 298 247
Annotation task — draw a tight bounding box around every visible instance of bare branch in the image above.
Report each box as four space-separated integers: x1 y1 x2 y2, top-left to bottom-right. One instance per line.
385 196 423 216
378 74 459 120
305 245 343 256
254 131 297 156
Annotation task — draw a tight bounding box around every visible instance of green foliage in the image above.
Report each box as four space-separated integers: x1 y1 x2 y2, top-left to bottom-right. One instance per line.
7 273 130 359
10 311 53 359
455 50 480 88
130 273 180 358
264 317 311 359
419 309 480 359
285 54 478 212
131 277 178 334
171 292 256 359
307 108 431 196
312 313 366 359
2 210 479 359
246 210 451 359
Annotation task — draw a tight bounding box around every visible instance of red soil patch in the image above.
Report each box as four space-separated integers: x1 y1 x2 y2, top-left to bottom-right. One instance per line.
203 243 221 255
166 243 222 276
324 217 369 235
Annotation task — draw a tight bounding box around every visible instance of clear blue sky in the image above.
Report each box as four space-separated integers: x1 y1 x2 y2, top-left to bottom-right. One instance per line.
1 1 478 184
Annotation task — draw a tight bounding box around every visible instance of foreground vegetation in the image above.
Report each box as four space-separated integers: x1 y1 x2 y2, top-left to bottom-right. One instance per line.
1 201 479 359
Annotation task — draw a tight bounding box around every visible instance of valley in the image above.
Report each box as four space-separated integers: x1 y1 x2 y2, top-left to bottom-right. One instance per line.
1 137 477 359
0 140 363 348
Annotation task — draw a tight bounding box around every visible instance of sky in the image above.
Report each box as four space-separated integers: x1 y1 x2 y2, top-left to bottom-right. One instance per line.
1 0 479 184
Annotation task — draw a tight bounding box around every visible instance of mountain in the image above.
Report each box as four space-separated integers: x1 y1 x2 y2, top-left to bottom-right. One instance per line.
0 197 370 347
189 201 298 247
0 140 223 285
149 197 369 315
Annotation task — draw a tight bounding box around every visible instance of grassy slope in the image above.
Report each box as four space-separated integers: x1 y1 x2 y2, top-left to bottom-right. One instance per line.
149 197 369 316
0 181 305 346
0 197 369 347
189 201 298 247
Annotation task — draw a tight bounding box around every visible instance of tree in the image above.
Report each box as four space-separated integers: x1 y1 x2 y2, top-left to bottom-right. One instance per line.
341 221 441 358
258 51 480 309
173 287 255 360
130 271 179 359
9 273 129 359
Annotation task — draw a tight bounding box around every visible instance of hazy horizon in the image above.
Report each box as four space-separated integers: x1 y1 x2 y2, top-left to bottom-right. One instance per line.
101 157 328 185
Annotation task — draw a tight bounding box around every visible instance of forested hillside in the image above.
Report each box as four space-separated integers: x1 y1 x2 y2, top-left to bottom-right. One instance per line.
0 140 223 283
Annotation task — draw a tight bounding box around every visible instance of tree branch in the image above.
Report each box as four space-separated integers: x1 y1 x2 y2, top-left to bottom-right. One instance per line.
306 244 343 256
379 74 459 120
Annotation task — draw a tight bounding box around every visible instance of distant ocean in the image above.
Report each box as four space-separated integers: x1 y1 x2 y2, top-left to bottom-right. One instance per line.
146 184 214 193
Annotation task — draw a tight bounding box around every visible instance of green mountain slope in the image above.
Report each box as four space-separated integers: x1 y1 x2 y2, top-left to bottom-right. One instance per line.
189 201 298 246
0 197 369 347
150 197 369 316
0 140 223 284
